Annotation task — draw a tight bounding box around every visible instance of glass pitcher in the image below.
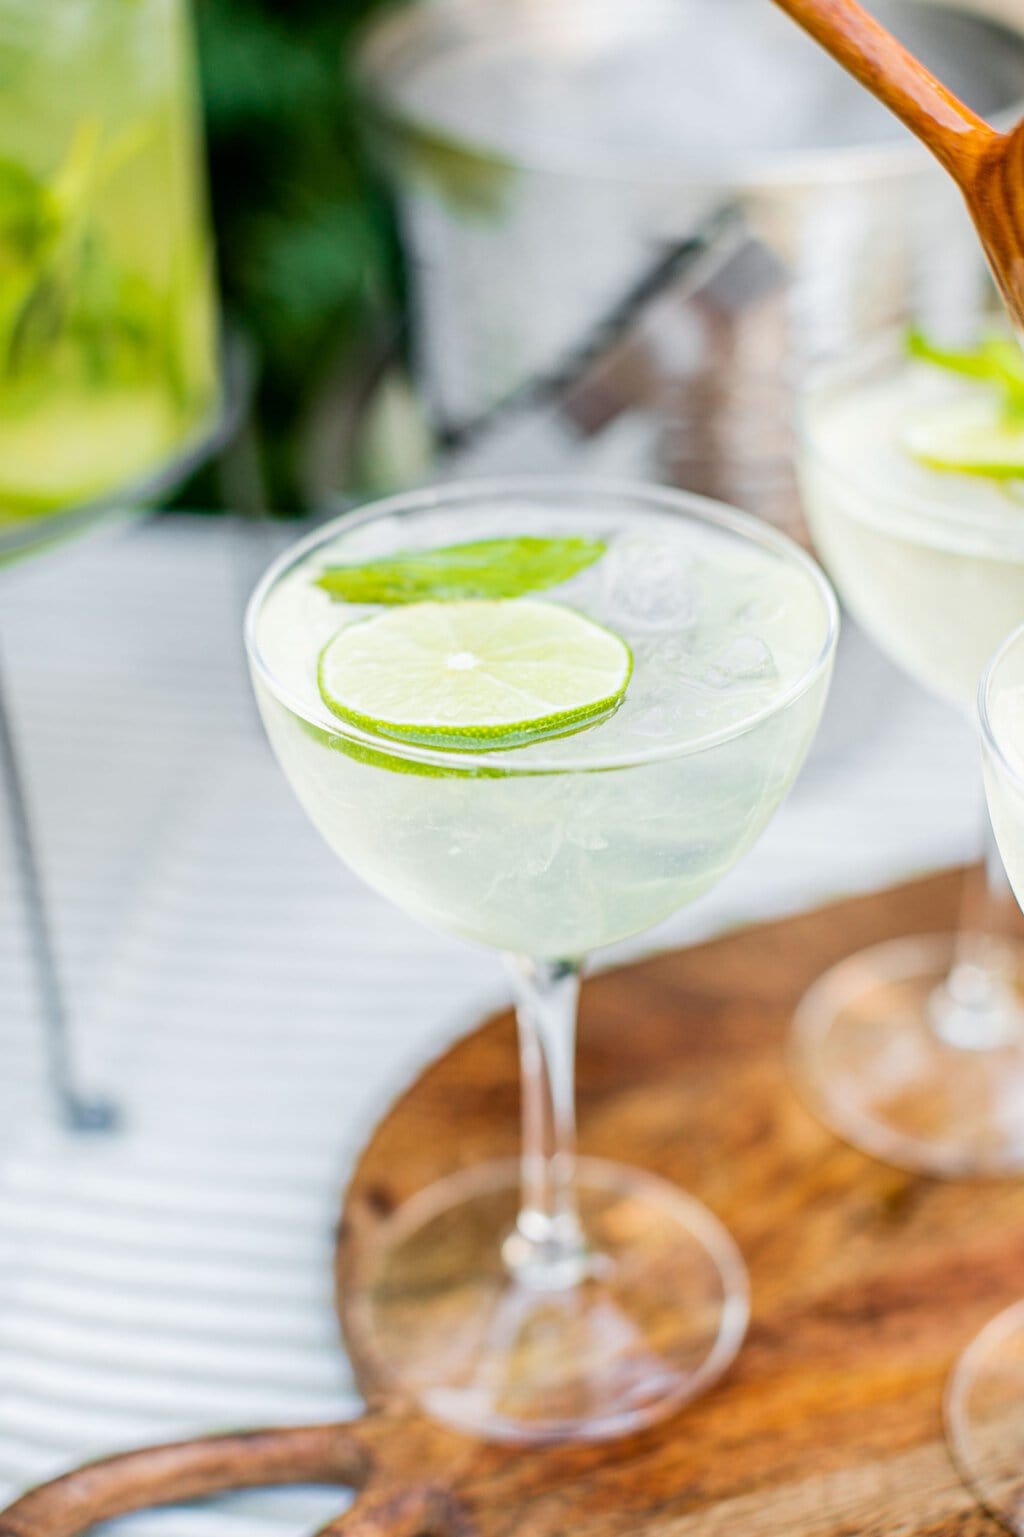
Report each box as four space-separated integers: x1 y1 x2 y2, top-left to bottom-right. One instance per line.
0 0 221 552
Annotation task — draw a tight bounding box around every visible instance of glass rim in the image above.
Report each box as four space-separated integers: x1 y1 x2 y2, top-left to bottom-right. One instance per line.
979 621 1024 798
795 325 1024 553
243 475 840 776
356 0 1024 191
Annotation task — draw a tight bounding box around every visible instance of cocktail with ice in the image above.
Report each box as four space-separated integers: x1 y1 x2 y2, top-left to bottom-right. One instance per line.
946 621 1024 1534
793 329 1024 1175
247 478 837 1443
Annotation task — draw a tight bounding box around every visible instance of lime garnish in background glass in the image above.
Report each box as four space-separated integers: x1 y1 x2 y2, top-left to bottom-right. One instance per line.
902 327 1024 479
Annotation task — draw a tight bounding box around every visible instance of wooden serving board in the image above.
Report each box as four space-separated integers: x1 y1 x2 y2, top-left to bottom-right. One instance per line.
333 866 1024 1537
4 868 1024 1536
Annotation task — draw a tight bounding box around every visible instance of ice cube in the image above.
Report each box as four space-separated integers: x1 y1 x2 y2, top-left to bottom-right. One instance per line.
599 534 698 633
703 635 778 689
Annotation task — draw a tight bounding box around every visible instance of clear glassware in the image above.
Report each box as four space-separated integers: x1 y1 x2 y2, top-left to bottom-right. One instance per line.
790 329 1024 1176
947 620 1024 1528
0 0 222 1133
0 0 221 562
245 477 838 1443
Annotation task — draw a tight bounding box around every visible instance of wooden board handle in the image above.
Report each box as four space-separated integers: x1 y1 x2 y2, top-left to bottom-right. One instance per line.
0 1414 480 1537
0 1424 373 1537
769 0 996 178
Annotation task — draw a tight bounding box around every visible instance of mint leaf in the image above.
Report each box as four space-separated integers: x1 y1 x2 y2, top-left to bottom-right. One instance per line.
0 122 169 390
316 536 606 604
6 271 64 374
0 157 53 259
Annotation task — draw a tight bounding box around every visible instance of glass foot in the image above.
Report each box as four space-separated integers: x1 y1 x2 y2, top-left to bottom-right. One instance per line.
791 934 1024 1177
947 1300 1024 1532
352 1157 749 1444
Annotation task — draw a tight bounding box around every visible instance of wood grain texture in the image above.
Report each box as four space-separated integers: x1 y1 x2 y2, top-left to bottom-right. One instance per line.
0 1425 371 1536
770 0 993 172
769 0 1024 333
1 868 1020 1534
968 128 1024 335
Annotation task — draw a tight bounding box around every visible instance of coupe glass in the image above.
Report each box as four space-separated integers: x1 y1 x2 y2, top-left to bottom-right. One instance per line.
245 477 838 1443
947 620 1024 1529
790 330 1024 1176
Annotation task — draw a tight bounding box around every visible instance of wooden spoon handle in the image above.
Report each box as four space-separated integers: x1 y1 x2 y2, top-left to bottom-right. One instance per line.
770 0 996 178
0 1424 372 1537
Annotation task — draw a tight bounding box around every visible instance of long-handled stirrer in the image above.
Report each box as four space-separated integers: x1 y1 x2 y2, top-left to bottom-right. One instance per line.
0 643 118 1132
770 0 1024 332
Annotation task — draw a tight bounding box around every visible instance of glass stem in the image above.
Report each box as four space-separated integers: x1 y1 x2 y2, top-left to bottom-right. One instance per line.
504 956 590 1290
931 783 1023 1050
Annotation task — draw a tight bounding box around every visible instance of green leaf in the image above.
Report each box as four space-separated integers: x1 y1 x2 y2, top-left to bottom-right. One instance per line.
316 536 607 604
5 271 64 374
0 116 172 390
0 157 53 259
198 3 332 130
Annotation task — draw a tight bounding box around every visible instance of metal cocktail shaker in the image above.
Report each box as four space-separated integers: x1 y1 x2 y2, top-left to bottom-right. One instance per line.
359 0 1024 543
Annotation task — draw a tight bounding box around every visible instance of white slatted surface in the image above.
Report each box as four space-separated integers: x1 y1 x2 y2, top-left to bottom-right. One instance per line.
0 514 979 1531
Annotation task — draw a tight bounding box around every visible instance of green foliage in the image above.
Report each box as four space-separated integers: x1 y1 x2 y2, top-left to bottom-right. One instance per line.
1 123 184 411
193 0 404 508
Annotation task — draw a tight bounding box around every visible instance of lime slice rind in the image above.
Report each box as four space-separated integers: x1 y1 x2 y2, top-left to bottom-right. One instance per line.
317 598 633 753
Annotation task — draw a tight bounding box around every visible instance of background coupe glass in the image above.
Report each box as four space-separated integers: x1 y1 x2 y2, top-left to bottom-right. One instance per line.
246 478 838 1443
947 620 1024 1532
791 330 1024 1176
